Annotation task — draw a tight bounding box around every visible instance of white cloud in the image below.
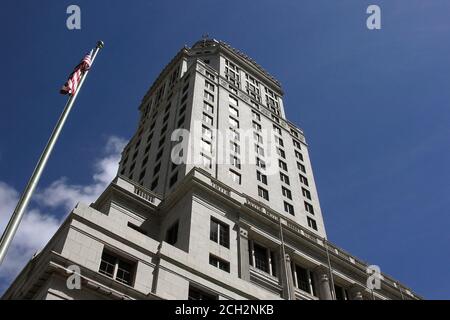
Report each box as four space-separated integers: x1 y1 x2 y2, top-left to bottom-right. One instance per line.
34 136 126 211
0 135 126 295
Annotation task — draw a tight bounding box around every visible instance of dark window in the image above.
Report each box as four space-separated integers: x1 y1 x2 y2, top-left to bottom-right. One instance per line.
297 162 306 173
156 148 164 161
257 171 267 185
258 186 269 200
99 250 135 286
169 172 178 187
142 155 149 166
99 251 116 278
284 201 295 215
295 265 310 293
139 169 146 182
166 221 179 245
210 218 230 248
188 285 217 300
153 162 161 175
282 187 292 200
150 177 158 190
305 201 315 215
299 174 309 186
307 217 317 231
209 255 230 273
302 188 311 200
279 160 288 171
253 243 269 273
280 172 290 185
127 222 147 235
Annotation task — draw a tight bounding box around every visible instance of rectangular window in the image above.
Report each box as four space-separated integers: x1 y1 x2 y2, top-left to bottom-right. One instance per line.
177 116 185 128
169 172 178 187
158 136 166 148
256 157 266 169
293 139 302 149
254 132 263 144
252 111 261 121
153 162 161 175
230 141 240 154
206 70 215 81
255 144 264 156
202 125 212 140
209 255 230 273
165 221 179 245
282 186 292 200
229 116 239 128
188 285 218 300
201 153 212 169
299 174 309 186
156 148 164 161
297 162 306 173
139 169 146 182
280 172 290 185
201 139 212 153
99 250 135 286
150 177 158 190
277 147 285 159
210 218 230 248
284 201 295 215
229 169 241 184
179 104 187 115
276 137 284 147
304 201 315 215
273 125 282 135
249 241 276 277
257 170 267 185
205 80 215 91
253 243 269 273
229 95 238 106
295 150 304 161
258 186 269 200
229 127 240 141
203 112 213 126
204 90 214 102
252 121 262 132
307 217 318 230
230 155 241 169
302 188 311 200
295 265 313 294
279 159 288 171
229 105 239 117
203 101 214 113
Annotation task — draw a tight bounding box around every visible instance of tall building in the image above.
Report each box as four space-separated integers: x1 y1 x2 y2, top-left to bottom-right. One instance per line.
2 39 420 300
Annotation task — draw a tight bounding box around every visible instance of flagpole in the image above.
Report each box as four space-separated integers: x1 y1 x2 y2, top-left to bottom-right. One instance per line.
0 40 104 265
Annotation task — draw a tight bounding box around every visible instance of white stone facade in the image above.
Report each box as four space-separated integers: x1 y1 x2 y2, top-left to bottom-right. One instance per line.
2 39 420 300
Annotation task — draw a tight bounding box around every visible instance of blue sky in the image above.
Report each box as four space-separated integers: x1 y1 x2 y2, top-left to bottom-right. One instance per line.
0 0 449 299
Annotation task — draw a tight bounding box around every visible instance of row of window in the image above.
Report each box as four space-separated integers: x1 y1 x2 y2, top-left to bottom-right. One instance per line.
224 58 281 115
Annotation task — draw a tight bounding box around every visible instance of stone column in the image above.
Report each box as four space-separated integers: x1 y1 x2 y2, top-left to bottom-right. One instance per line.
280 253 296 300
349 284 364 300
315 267 333 300
237 227 250 281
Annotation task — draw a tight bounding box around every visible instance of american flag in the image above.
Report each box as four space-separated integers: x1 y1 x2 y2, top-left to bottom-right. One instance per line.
60 50 93 95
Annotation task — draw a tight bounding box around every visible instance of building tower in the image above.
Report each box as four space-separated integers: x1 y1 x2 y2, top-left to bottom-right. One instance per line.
2 39 420 300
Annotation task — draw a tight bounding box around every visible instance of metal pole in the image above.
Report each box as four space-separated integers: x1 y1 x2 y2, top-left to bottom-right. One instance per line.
278 216 292 299
324 240 336 300
0 41 104 265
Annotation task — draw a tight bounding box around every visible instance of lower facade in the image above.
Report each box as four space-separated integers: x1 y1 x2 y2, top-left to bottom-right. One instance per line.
2 168 420 300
